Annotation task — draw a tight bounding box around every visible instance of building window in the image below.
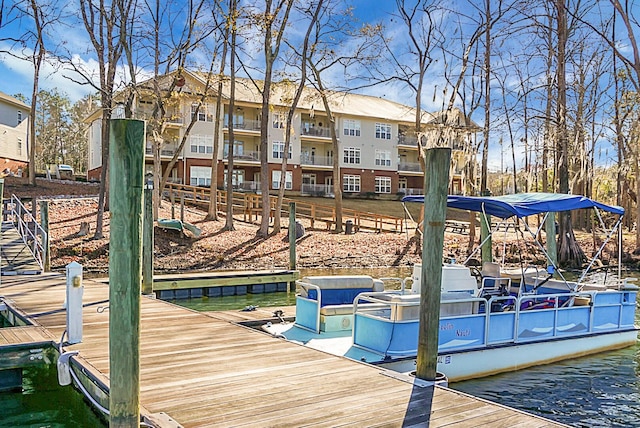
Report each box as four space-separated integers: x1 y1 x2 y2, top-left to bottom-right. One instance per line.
343 175 361 192
223 169 245 188
191 104 213 122
272 142 291 159
375 122 392 140
343 147 361 164
343 119 361 137
17 111 23 125
189 166 211 187
223 140 244 157
272 170 293 190
190 135 213 154
17 138 22 155
272 111 286 129
375 176 392 193
375 150 391 166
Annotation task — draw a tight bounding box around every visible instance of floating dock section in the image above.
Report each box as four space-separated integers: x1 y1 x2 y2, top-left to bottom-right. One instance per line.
0 273 567 427
152 269 299 299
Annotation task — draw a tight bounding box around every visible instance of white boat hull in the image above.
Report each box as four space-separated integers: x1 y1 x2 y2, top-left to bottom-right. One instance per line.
380 329 638 382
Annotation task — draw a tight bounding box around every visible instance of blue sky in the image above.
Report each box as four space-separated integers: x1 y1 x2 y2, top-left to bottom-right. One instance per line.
0 1 633 175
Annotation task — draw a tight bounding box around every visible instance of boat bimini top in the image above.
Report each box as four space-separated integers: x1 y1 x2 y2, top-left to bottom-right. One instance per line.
402 192 626 289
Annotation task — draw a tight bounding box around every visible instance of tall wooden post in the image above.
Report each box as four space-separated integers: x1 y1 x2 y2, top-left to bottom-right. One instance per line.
108 119 145 427
180 191 185 223
40 200 50 271
480 212 493 263
142 176 154 295
416 147 451 381
289 202 296 270
480 190 492 263
545 212 557 268
289 202 297 291
0 178 4 221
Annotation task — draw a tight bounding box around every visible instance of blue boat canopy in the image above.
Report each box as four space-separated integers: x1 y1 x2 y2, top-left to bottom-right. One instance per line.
402 193 625 219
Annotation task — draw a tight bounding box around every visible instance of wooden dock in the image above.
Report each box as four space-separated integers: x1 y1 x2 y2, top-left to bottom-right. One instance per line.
1 222 42 275
0 273 566 427
152 269 298 299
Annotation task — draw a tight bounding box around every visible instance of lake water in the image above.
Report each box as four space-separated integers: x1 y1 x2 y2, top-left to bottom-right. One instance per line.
172 267 640 427
0 354 107 427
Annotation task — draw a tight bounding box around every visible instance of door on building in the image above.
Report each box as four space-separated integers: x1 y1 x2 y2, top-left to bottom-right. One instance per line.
302 173 316 194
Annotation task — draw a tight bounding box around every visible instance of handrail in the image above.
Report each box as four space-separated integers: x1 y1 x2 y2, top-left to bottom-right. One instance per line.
6 194 45 270
164 182 406 233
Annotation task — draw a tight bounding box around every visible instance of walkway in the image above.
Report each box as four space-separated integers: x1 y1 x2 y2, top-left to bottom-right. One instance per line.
1 222 41 275
0 273 566 427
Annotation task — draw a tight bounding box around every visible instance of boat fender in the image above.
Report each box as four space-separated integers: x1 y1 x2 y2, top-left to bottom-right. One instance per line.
57 350 79 386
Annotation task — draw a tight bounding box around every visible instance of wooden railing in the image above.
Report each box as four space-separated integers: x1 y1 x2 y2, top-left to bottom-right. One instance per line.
164 183 405 233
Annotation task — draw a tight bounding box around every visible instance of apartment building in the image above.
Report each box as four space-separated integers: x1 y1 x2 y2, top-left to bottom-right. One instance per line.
87 71 477 196
0 92 29 174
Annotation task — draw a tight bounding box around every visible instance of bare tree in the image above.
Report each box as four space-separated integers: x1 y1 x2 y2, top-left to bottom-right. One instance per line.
206 1 231 222
243 0 295 238
555 0 585 267
272 0 323 233
68 0 135 238
223 0 238 231
305 2 382 233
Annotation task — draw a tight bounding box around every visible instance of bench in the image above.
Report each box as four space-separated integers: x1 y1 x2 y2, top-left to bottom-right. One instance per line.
296 275 384 333
445 220 469 234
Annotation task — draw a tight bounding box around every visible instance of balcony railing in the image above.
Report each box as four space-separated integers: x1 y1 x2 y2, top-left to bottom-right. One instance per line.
397 188 424 196
398 162 422 172
398 134 419 146
225 119 261 131
300 154 333 167
223 150 260 162
301 125 332 138
227 180 261 193
301 183 334 197
146 146 179 157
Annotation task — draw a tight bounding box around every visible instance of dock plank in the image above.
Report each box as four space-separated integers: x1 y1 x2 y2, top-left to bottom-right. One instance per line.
0 273 566 427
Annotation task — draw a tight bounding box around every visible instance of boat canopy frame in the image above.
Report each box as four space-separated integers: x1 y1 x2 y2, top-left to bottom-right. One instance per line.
402 193 625 289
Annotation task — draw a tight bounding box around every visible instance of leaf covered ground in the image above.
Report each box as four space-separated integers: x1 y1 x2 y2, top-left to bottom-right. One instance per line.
5 177 632 277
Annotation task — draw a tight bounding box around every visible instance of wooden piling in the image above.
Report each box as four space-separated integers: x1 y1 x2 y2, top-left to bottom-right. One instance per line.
416 147 451 381
142 181 153 295
0 178 4 221
545 212 557 268
108 119 145 427
289 202 296 271
39 200 50 272
480 212 493 263
289 202 296 291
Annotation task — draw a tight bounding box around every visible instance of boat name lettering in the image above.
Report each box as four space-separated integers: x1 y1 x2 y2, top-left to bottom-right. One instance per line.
456 329 471 337
437 355 452 364
440 322 454 331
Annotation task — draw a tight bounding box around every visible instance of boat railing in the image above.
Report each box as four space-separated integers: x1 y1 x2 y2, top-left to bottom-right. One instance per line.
352 288 636 357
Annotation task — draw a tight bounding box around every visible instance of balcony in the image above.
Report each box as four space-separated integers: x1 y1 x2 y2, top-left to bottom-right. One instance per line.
398 188 424 196
146 145 179 157
301 183 334 197
398 162 422 173
223 150 260 162
224 119 261 131
301 124 332 138
224 180 261 193
398 134 419 146
300 154 333 167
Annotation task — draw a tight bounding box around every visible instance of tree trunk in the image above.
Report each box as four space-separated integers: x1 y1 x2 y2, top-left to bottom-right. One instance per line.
555 0 584 267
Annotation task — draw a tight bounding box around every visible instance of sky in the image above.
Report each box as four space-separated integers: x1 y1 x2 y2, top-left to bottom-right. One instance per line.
0 1 633 176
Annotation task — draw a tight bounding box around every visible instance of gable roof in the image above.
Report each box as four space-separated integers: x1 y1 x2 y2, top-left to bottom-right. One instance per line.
0 91 30 110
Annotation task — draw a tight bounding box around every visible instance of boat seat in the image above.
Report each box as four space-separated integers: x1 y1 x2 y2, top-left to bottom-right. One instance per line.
298 275 384 306
478 262 511 298
319 305 355 316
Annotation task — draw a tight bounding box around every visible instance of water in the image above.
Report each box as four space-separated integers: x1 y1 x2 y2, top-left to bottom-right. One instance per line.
0 352 107 428
171 266 640 427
